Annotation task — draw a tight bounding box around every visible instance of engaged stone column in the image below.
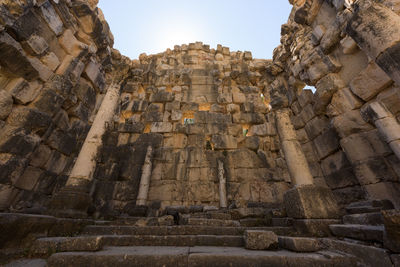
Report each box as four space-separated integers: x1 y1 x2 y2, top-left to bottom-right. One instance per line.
275 108 340 237
218 160 227 209
275 109 313 185
50 83 120 217
136 146 154 206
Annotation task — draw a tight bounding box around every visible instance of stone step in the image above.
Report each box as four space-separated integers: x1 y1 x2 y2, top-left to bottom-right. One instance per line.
4 259 47 267
272 217 293 227
46 246 357 267
82 225 293 237
321 238 393 267
278 236 322 252
179 217 240 227
345 206 382 214
94 216 174 226
239 218 271 227
342 212 383 226
31 235 244 256
188 212 232 220
329 224 384 242
346 200 394 213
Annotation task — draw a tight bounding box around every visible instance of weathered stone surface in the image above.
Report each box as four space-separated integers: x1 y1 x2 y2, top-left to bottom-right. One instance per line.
244 230 278 250
278 236 321 252
0 90 13 120
350 62 392 101
382 209 400 252
284 185 340 219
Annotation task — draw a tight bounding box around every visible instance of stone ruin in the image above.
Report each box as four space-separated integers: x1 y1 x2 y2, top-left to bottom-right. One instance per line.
0 0 400 266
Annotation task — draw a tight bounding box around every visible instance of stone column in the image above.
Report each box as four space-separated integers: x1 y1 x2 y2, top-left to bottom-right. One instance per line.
136 146 154 206
50 83 120 217
218 160 227 209
275 108 313 186
275 108 340 237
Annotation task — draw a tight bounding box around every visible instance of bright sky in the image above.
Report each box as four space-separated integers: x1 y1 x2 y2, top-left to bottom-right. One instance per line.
98 0 292 60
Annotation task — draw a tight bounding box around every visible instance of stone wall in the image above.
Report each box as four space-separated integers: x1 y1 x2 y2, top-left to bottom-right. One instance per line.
0 0 120 212
271 0 400 208
91 43 292 216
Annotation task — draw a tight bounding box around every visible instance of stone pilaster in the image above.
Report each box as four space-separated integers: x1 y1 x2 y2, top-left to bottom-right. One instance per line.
218 160 227 209
136 146 154 206
49 84 121 218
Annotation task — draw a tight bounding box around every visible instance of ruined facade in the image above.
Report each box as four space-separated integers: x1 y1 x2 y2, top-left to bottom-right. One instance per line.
1 0 400 266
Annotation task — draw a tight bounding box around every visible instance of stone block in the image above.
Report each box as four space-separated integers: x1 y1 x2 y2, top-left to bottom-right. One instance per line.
293 219 340 237
284 184 340 219
244 230 278 250
249 123 276 137
0 153 27 184
211 135 237 150
375 117 400 143
354 157 398 185
6 106 52 133
376 41 400 86
118 123 144 133
6 78 41 105
150 91 173 102
0 127 40 156
30 145 53 168
341 35 359 54
151 122 172 133
327 87 363 116
298 89 314 107
217 93 232 104
321 150 352 176
299 103 315 124
59 29 87 57
382 210 400 252
41 52 60 71
312 128 340 160
47 130 76 155
350 62 392 101
346 2 400 59
0 90 13 120
304 116 329 140
14 166 43 191
40 1 64 35
24 34 49 55
0 31 39 81
84 60 105 92
365 183 400 209
278 236 321 252
332 110 374 138
313 73 345 114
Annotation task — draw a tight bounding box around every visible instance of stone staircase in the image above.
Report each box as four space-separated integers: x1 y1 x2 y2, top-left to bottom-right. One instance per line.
329 199 394 243
1 207 362 266
7 204 400 266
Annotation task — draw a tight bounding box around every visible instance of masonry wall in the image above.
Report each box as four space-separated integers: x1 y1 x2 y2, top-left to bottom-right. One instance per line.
270 0 400 208
0 0 118 212
91 43 293 215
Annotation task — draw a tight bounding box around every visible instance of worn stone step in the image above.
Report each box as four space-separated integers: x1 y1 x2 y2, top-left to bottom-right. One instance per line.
329 224 384 242
82 225 293 236
321 238 393 267
102 235 243 247
179 217 240 227
188 212 232 220
342 212 383 226
345 206 382 214
4 259 47 267
47 246 357 267
31 235 243 256
346 199 394 209
278 236 321 252
272 217 293 227
345 200 394 214
94 216 174 226
239 218 271 227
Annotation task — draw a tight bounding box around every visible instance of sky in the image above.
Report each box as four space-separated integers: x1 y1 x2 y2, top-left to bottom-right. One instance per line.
98 0 292 60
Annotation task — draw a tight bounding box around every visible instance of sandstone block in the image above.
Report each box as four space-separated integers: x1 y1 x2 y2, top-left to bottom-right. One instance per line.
244 230 278 250
382 209 400 252
14 165 43 191
59 29 87 57
312 128 339 160
211 135 237 150
332 110 374 138
278 236 321 252
151 122 172 133
40 1 64 35
327 87 363 116
313 73 345 114
350 62 392 101
0 90 13 120
24 34 49 55
41 52 60 71
284 184 340 219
